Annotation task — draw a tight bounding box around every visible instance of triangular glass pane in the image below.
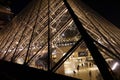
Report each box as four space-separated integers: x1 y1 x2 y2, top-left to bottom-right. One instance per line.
94 42 120 80
55 41 104 80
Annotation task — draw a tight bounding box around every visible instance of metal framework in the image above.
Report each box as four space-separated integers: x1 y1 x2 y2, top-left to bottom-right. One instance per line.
0 0 120 80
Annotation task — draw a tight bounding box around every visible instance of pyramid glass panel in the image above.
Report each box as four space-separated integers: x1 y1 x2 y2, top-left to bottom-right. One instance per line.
55 41 104 80
0 0 120 80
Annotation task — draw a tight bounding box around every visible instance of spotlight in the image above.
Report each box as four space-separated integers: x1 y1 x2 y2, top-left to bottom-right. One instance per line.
112 62 119 70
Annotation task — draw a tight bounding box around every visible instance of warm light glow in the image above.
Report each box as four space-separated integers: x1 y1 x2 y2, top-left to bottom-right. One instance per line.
65 69 73 74
16 58 24 64
98 38 102 44
64 61 74 74
112 62 119 70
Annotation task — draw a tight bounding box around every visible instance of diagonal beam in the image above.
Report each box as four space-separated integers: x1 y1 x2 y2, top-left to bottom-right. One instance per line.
51 37 83 72
63 0 116 80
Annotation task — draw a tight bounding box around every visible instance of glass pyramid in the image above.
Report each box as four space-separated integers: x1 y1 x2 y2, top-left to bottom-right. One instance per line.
0 0 120 80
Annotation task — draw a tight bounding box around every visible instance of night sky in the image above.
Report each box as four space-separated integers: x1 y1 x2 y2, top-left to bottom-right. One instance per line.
10 0 31 15
10 0 120 29
82 0 120 29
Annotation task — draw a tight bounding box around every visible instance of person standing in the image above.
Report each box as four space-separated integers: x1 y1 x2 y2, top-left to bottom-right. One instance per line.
89 70 92 80
77 65 80 71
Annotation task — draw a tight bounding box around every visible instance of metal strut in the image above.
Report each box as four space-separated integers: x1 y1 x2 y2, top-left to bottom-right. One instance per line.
51 37 83 72
48 0 51 71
